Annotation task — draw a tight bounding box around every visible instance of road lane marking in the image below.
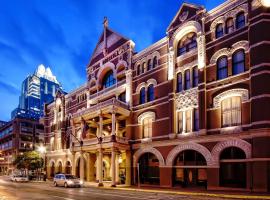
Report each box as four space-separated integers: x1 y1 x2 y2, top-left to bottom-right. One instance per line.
50 195 75 200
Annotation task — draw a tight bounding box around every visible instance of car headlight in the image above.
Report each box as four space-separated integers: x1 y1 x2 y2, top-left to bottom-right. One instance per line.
67 180 74 184
79 180 83 185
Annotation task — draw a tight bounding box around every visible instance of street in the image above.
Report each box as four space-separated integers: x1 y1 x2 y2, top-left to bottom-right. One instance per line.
0 176 268 200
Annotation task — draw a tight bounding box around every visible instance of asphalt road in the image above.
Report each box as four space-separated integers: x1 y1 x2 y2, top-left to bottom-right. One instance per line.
0 176 263 200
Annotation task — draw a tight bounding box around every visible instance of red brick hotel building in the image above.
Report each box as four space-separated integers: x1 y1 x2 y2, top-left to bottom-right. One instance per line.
42 0 270 192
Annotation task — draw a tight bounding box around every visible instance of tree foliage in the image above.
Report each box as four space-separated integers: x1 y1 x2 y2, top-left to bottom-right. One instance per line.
13 151 44 170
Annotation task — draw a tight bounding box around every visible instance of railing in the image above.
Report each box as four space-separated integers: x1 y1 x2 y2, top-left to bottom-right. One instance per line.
89 79 126 99
116 136 129 144
73 98 129 118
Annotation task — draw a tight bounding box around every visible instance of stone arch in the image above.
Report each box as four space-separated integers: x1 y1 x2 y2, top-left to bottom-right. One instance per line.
116 60 128 72
146 78 157 87
210 48 230 65
172 21 202 48
133 147 165 167
231 41 249 54
97 62 116 87
49 159 56 167
137 111 156 124
166 143 214 167
136 82 147 94
211 139 252 166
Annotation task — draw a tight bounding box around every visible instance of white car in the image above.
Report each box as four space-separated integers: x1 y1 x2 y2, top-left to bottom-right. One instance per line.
54 174 83 188
11 175 29 182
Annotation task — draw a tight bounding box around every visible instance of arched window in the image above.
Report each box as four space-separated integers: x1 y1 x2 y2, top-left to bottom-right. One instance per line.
102 70 115 88
143 62 147 73
232 50 245 75
193 108 199 131
177 72 182 92
216 23 224 39
177 32 197 56
153 56 158 68
225 18 234 34
142 117 153 138
217 56 228 80
139 87 146 104
221 96 241 127
192 66 199 87
137 65 141 75
236 12 245 29
147 84 154 102
184 69 191 90
147 60 152 71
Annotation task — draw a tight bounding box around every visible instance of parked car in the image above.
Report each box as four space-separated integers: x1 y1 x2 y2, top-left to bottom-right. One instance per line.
53 174 83 188
10 175 29 182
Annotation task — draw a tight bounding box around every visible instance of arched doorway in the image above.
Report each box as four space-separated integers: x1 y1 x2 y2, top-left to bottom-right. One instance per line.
65 161 71 174
172 150 207 188
50 162 55 177
138 153 160 185
219 147 246 188
57 161 63 174
76 157 87 180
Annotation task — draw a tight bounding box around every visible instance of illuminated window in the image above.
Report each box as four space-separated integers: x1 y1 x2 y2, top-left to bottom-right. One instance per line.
232 50 245 75
142 117 152 138
221 96 241 127
185 110 191 133
216 23 224 39
217 56 228 80
236 12 245 29
226 18 234 34
177 111 183 133
102 70 116 88
143 62 147 73
177 32 197 56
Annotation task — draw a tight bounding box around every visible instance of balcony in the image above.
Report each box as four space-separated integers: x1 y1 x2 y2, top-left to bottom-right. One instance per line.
73 98 129 119
89 79 126 99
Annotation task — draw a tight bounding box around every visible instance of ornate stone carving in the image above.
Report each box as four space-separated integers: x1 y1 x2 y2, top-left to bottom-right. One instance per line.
133 147 165 167
210 48 230 65
197 34 206 69
211 139 252 166
166 143 214 166
175 88 198 110
213 88 249 108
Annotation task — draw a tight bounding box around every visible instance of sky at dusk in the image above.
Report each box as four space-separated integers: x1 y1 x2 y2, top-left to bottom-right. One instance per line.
0 0 225 121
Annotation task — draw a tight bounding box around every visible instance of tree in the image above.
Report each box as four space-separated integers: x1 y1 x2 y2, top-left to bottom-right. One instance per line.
13 151 44 175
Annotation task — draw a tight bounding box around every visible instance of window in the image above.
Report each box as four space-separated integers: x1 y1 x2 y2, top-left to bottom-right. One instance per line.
216 24 224 39
177 32 197 56
147 84 154 102
184 70 191 90
217 56 228 80
142 117 152 138
236 12 245 29
193 108 199 131
118 92 126 102
147 60 152 71
192 66 199 87
137 65 141 75
143 62 147 73
177 73 182 92
153 57 158 68
177 111 183 133
221 96 241 127
185 110 191 133
140 87 146 104
102 70 116 88
226 18 234 34
232 50 245 75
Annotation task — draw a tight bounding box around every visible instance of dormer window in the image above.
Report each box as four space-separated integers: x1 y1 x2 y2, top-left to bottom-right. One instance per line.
177 32 197 57
102 70 115 88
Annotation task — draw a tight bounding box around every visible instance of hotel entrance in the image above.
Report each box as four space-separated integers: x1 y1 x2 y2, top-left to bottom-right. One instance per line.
172 150 207 188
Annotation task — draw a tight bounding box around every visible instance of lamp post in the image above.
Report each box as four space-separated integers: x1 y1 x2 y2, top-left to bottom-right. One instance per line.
37 145 46 181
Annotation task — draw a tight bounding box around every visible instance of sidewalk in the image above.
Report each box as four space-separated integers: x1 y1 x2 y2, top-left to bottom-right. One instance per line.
82 181 270 200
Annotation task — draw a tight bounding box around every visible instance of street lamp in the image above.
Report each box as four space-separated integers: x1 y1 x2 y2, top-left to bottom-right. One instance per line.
37 145 47 181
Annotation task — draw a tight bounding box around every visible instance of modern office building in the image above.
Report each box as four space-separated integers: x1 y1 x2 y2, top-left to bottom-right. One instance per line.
11 64 63 120
0 117 44 174
42 0 270 192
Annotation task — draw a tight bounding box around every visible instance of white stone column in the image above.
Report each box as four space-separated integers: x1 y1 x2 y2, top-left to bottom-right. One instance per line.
197 33 206 69
115 154 119 183
125 70 133 107
168 47 174 80
116 120 119 136
97 148 103 186
99 114 103 138
111 148 116 187
71 152 76 175
111 111 116 136
190 109 193 132
79 153 85 181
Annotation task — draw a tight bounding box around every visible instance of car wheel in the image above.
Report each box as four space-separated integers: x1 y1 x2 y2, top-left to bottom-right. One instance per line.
64 182 68 188
54 182 58 187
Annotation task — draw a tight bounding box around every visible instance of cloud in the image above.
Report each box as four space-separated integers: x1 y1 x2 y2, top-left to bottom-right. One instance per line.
0 80 20 94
